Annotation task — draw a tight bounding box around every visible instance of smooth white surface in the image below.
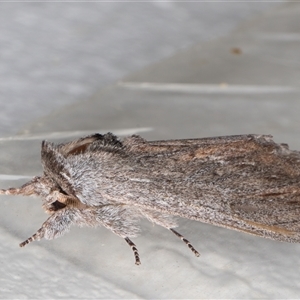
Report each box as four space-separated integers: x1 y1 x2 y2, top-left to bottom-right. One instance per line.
0 2 279 136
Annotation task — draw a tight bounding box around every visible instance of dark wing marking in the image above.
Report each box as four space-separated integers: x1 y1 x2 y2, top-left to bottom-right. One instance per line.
57 134 104 156
58 133 123 156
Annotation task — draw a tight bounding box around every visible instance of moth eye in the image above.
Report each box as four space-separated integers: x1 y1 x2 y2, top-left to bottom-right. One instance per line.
50 200 67 211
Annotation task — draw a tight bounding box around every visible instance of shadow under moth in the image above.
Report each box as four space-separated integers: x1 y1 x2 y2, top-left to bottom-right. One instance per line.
1 133 300 265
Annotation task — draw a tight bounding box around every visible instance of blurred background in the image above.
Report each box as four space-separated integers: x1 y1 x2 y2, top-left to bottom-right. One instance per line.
1 1 300 299
0 1 283 136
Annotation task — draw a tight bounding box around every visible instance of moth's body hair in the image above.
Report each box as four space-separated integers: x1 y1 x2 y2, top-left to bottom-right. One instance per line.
1 132 300 265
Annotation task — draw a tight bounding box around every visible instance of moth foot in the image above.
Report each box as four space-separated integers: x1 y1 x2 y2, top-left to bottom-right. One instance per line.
125 237 141 265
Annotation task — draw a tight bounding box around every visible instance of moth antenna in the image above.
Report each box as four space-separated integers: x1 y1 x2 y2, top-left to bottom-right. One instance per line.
0 177 41 196
124 237 141 265
0 188 22 195
170 228 200 257
19 227 45 247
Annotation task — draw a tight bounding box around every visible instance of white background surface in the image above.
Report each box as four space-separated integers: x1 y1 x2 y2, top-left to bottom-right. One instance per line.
0 2 278 136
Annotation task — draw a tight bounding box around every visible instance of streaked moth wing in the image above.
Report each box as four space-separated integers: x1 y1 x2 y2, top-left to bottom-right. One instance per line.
123 134 300 242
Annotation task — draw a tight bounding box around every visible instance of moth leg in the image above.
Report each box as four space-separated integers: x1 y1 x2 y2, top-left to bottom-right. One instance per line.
124 237 141 265
19 208 75 247
170 228 200 257
90 205 141 265
20 227 45 247
140 208 200 257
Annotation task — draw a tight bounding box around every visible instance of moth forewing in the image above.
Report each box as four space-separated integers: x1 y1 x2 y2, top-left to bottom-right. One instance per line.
1 132 300 265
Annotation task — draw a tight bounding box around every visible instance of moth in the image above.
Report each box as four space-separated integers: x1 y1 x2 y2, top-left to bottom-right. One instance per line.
1 133 300 265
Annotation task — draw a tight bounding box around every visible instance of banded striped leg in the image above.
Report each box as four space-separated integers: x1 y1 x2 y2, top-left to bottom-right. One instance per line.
20 208 74 247
124 237 141 265
170 228 200 257
19 227 45 247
